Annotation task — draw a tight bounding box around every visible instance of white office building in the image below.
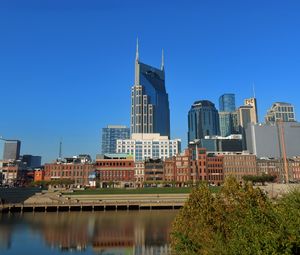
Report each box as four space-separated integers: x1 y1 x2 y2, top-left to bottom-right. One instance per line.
117 133 181 161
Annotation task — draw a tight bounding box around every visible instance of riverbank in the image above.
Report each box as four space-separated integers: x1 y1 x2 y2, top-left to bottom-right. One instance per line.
1 183 299 214
0 191 188 213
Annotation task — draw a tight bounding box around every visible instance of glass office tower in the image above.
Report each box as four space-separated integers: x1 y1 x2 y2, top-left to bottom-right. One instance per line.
131 42 170 138
188 100 220 143
3 140 21 161
219 93 236 113
219 112 232 137
101 125 130 154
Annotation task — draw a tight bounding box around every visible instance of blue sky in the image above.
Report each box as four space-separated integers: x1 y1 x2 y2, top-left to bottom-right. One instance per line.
0 0 300 163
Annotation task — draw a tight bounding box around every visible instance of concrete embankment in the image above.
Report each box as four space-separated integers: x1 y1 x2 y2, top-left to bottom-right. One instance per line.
0 191 189 213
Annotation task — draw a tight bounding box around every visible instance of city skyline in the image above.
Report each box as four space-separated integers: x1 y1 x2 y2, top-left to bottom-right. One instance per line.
1 1 300 163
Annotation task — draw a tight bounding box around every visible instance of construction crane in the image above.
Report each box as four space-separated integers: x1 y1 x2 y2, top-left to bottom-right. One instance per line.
277 120 289 183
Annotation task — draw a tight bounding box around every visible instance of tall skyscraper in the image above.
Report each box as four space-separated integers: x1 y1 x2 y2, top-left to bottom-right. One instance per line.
265 102 296 123
244 97 258 124
238 105 258 149
231 111 240 134
188 100 220 143
3 140 21 161
219 112 232 137
219 93 236 112
101 125 130 154
131 41 170 138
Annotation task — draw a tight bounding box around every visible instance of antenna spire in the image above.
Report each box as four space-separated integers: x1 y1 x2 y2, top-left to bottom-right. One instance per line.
135 37 139 61
161 48 164 71
252 82 256 98
58 139 62 160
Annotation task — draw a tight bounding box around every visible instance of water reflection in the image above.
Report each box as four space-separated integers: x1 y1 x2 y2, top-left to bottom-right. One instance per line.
0 210 177 255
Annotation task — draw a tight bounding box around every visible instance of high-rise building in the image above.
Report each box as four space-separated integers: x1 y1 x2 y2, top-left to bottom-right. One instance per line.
237 105 253 149
116 133 181 162
246 122 300 159
199 135 243 152
231 111 240 134
101 125 130 154
131 41 170 137
22 155 42 168
219 93 236 112
244 97 258 124
3 140 21 161
265 102 296 123
188 100 220 143
219 112 232 137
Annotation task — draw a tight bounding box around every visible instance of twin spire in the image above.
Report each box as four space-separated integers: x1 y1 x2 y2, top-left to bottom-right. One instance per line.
135 38 164 71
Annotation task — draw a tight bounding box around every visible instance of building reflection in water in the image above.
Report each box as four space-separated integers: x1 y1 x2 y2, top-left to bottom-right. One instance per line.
0 210 177 255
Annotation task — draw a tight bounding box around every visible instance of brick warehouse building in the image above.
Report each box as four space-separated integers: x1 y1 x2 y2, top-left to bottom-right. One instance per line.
223 153 257 182
95 154 135 188
44 155 94 186
163 148 224 186
206 153 224 185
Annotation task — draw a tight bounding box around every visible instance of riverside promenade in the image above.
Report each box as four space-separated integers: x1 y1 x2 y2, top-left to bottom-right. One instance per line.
0 190 189 213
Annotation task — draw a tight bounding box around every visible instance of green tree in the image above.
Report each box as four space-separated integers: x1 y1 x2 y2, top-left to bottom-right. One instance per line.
171 176 300 255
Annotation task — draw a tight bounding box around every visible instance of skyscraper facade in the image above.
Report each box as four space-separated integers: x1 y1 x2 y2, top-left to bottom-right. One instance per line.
101 125 130 154
219 93 236 112
265 102 296 123
188 100 220 143
131 42 170 138
244 97 258 124
219 112 232 137
3 140 21 161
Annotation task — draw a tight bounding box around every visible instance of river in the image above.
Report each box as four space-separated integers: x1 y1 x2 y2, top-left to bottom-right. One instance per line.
0 210 178 255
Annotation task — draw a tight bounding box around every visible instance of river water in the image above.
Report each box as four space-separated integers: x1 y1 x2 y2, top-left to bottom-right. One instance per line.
0 210 178 255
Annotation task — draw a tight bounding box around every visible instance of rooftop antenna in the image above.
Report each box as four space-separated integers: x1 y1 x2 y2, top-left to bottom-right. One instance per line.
59 139 62 160
252 82 256 98
135 37 139 61
161 48 164 71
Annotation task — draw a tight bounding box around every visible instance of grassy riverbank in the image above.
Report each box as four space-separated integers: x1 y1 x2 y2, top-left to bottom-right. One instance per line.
64 186 220 195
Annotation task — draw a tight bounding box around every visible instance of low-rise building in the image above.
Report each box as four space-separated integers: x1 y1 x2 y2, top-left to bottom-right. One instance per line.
223 153 257 182
207 154 224 185
290 157 300 181
144 158 164 184
44 155 94 186
34 168 45 182
174 150 191 184
163 157 176 184
134 161 144 187
95 154 135 188
0 160 26 186
257 157 300 182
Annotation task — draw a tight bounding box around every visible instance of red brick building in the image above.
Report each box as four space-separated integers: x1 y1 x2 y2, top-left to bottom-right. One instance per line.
290 157 300 181
164 157 176 183
223 153 257 182
207 154 224 185
95 154 134 188
34 169 45 182
190 148 207 183
163 148 224 186
174 150 191 184
44 156 94 186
